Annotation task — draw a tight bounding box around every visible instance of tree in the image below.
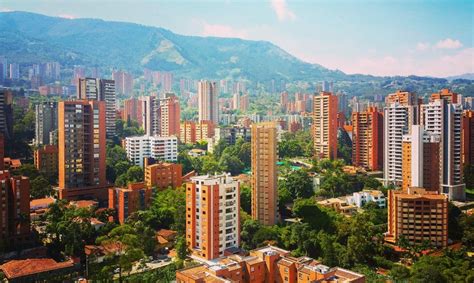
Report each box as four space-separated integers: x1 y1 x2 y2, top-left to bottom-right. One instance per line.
126 166 143 183
410 256 447 283
201 156 220 174
292 199 334 232
219 153 244 175
178 151 193 174
389 265 410 282
240 185 251 214
97 225 145 283
30 175 52 199
280 170 314 199
175 236 189 260
213 139 229 160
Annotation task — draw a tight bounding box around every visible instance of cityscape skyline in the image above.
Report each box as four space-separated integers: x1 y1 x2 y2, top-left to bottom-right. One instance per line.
1 0 473 77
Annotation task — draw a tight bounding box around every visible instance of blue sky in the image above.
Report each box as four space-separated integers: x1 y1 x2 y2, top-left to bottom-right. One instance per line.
1 0 473 77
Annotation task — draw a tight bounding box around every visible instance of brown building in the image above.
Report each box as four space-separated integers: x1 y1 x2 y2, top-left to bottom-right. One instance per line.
402 125 441 191
313 92 338 160
0 258 78 282
34 145 58 178
385 90 420 106
180 121 197 144
122 97 143 126
0 134 4 170
176 246 365 283
144 158 182 189
0 170 31 248
251 122 278 226
430 88 460 104
58 100 108 202
109 182 153 224
352 106 383 171
186 174 240 260
160 93 181 137
196 120 215 141
462 110 474 166
386 187 448 247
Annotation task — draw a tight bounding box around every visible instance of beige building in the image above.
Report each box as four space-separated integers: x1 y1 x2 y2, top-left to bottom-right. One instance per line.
313 92 338 160
251 122 278 225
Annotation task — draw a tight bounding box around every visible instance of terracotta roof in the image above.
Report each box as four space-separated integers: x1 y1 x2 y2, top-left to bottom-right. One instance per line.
157 229 177 238
0 258 74 279
30 197 56 209
70 200 98 209
11 159 22 167
156 235 169 245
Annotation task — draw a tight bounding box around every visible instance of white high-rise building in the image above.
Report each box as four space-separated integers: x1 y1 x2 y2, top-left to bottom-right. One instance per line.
383 103 414 185
9 63 19 80
125 135 178 166
186 173 240 260
198 80 219 124
35 102 58 146
77 78 116 137
421 99 465 200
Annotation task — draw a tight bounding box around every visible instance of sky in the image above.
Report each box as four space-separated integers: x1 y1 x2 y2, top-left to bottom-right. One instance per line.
1 0 473 77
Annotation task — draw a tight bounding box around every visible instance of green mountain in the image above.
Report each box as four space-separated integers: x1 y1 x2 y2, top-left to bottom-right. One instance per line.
0 11 347 82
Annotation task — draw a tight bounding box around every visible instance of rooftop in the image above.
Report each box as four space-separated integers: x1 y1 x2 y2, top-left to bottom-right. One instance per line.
0 258 75 279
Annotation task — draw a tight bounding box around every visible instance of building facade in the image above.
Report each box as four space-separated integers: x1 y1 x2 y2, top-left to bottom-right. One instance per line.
0 171 31 248
463 110 474 166
58 100 108 201
109 182 153 224
160 93 181 137
421 98 465 200
34 145 59 178
35 102 58 146
77 78 116 137
144 159 182 189
251 122 278 226
124 135 178 167
141 95 161 136
401 125 441 192
386 187 448 247
198 80 219 124
313 92 338 160
351 106 383 171
122 97 143 126
186 174 240 260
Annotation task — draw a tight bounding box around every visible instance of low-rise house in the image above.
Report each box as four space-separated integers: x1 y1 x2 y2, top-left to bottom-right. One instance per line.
156 229 178 251
318 198 358 216
346 190 386 208
0 258 79 282
30 197 56 221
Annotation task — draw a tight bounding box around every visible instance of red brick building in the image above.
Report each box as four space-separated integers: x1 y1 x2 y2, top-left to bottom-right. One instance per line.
109 182 153 224
144 159 182 189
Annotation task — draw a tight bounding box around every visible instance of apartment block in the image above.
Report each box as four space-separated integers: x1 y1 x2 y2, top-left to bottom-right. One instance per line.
186 173 240 260
0 171 31 248
180 121 197 144
34 145 59 178
198 80 219 124
430 88 460 104
124 135 178 167
313 92 338 160
351 106 383 171
251 122 278 226
386 187 448 247
346 190 386 208
401 125 441 192
421 97 465 200
141 95 161 136
463 110 474 166
196 120 215 141
58 100 108 201
77 78 116 137
383 92 419 186
109 182 153 224
35 102 58 146
112 70 133 95
214 126 251 145
176 246 365 283
144 158 182 189
160 93 181 137
122 97 143 126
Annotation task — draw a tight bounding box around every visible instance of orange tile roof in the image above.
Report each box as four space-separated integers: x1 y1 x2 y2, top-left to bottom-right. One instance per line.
157 229 177 238
156 235 169 245
70 200 98 209
0 258 74 279
30 197 56 209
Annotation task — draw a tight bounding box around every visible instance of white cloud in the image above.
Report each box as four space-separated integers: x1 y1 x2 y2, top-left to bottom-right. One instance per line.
435 38 463 49
270 0 296 21
0 7 13 12
201 22 248 39
416 42 430 51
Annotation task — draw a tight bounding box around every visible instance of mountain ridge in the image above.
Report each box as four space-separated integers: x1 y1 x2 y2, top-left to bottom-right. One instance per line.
0 11 349 82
